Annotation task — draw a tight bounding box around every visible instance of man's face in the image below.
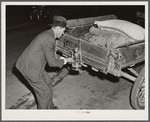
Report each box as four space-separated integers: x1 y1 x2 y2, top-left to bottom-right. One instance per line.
56 27 66 38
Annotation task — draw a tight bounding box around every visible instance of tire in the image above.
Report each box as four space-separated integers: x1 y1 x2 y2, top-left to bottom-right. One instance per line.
131 66 145 109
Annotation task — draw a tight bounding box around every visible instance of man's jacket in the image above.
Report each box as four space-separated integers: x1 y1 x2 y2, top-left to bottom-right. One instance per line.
15 29 64 81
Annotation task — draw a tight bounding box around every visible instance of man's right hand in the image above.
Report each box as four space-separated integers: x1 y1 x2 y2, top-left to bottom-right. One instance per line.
60 57 74 65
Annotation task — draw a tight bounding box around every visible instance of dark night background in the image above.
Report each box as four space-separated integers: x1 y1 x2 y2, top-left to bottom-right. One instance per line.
6 5 145 28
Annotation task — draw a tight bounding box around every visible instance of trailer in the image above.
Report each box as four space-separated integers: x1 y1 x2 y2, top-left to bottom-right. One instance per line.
55 15 145 109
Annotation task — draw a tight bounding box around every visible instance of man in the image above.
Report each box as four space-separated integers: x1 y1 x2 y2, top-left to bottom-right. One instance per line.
15 15 72 109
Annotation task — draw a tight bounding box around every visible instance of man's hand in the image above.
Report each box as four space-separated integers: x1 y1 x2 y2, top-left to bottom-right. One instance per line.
60 57 74 65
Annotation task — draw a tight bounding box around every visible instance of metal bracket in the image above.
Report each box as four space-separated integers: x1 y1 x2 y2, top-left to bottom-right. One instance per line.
71 39 82 71
107 55 121 76
120 71 136 82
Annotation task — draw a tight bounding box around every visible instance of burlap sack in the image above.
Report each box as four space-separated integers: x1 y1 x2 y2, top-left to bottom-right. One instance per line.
94 20 145 41
88 26 133 48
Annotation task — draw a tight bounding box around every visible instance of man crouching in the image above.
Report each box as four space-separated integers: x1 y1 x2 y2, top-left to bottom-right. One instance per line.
15 15 72 109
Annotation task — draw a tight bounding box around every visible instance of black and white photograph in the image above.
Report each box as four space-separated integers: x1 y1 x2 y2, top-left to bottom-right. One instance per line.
1 1 148 120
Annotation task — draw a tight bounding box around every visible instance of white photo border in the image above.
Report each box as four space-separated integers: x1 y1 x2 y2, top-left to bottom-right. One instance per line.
1 1 149 121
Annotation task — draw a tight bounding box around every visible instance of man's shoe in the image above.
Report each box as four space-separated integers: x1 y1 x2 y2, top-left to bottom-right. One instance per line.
52 77 64 87
52 67 69 86
52 106 58 109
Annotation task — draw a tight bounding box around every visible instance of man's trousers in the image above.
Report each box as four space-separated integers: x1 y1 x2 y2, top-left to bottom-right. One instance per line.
25 70 54 109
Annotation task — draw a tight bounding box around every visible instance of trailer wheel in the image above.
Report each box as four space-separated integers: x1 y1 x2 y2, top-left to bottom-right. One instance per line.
131 66 145 109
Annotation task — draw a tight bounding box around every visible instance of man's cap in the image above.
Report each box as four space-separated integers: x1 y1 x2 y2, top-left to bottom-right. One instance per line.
48 15 67 28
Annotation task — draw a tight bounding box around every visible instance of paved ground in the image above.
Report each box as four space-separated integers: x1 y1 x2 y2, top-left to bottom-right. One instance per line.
7 70 133 109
